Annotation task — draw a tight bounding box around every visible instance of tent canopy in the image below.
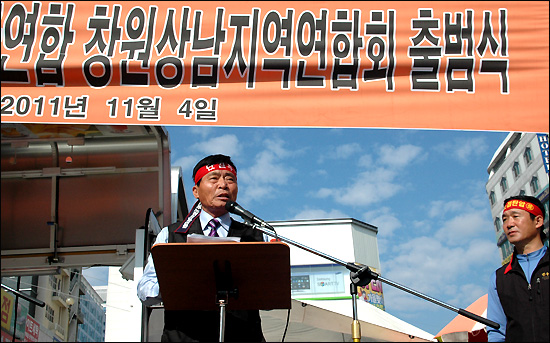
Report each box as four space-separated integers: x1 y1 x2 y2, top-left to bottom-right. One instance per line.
435 294 488 342
261 298 436 342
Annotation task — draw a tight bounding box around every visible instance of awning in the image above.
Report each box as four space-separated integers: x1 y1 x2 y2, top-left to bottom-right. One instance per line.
261 298 436 342
435 294 488 342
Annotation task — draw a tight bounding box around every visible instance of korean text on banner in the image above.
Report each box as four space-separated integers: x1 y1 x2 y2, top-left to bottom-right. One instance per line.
1 1 548 132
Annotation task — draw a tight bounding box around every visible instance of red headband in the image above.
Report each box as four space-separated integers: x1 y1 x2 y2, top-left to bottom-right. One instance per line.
194 163 237 184
503 200 543 217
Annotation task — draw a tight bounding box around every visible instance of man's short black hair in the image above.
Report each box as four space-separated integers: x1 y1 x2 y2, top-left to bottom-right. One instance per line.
192 154 237 185
503 195 547 241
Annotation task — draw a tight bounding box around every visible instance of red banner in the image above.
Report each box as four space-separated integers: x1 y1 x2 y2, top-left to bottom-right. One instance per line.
1 1 548 132
24 315 39 342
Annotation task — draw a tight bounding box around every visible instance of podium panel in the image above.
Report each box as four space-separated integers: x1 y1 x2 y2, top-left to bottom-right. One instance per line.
151 242 291 311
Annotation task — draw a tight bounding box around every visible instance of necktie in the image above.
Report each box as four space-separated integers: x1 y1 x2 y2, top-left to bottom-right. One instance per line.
207 218 221 237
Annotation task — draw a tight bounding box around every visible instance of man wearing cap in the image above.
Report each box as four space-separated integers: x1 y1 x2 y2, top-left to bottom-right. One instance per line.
137 154 266 342
487 195 549 342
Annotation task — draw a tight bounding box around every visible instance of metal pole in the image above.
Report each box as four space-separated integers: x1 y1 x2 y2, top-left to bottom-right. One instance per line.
350 283 361 342
12 277 21 342
218 300 226 342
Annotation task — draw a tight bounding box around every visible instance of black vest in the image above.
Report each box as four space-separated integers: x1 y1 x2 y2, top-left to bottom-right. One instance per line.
495 248 549 342
162 218 265 342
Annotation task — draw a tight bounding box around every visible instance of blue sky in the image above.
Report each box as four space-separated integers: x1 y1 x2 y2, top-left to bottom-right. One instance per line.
85 126 510 336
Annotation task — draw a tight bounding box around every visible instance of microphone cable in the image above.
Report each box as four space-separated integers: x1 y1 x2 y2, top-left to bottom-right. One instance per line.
281 307 291 342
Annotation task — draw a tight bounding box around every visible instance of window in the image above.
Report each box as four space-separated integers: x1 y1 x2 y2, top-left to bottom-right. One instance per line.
524 147 533 165
512 161 521 178
530 176 540 194
48 275 57 289
500 177 508 193
489 191 497 206
519 189 526 196
495 217 502 232
45 304 55 323
510 133 521 150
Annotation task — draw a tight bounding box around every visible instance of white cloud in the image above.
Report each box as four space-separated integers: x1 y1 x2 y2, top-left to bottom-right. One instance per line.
357 154 374 168
335 143 362 158
377 237 390 257
412 220 432 234
381 234 499 313
434 209 493 245
455 137 488 162
265 138 295 159
240 184 278 203
378 144 424 168
383 285 440 315
189 134 241 157
466 238 501 262
172 155 201 172
315 188 333 198
363 207 402 238
241 150 293 185
322 168 402 207
315 169 328 177
238 139 296 203
434 136 489 164
379 192 500 319
428 200 463 218
188 126 214 138
318 143 362 162
313 144 423 208
446 283 487 309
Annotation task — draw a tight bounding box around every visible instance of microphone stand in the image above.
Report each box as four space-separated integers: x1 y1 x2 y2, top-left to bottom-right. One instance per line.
247 221 499 341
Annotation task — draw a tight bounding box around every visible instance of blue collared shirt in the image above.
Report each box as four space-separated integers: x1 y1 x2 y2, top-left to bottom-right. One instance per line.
487 245 547 342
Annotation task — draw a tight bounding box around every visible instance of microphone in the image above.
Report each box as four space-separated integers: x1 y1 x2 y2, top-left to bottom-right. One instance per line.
225 200 270 227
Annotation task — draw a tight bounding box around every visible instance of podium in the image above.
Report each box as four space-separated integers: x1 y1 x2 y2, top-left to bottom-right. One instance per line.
151 242 291 340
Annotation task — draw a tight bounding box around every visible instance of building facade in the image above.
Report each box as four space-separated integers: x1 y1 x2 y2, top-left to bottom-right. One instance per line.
1 268 107 342
1 275 40 342
1 268 79 342
77 276 105 342
485 132 549 264
269 218 385 310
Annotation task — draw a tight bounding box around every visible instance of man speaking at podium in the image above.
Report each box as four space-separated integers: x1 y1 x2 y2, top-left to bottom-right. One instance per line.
137 154 267 342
